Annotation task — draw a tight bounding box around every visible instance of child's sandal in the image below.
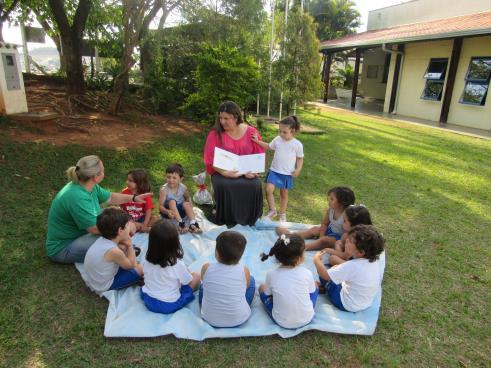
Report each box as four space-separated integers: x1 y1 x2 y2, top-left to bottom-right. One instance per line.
189 222 202 234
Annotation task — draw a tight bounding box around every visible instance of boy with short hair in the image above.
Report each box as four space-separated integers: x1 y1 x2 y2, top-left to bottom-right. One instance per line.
199 231 255 327
83 207 143 295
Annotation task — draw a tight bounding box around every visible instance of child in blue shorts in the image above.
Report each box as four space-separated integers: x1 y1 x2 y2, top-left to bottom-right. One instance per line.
84 208 143 296
159 163 202 234
140 220 200 314
277 186 355 251
252 116 304 223
199 231 255 328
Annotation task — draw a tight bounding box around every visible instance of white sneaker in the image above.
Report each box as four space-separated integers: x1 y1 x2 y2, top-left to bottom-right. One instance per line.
278 213 287 222
264 209 277 220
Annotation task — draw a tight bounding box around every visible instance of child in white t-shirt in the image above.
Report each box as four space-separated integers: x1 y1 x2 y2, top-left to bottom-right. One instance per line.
140 220 200 314
259 234 318 329
199 231 255 327
252 115 304 223
313 224 385 312
84 208 143 296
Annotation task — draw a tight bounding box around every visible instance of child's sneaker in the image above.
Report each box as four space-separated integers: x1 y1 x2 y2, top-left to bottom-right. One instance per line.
278 213 287 222
264 209 277 220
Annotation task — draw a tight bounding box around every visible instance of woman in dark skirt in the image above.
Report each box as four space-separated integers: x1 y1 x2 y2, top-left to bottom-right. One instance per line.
203 101 265 226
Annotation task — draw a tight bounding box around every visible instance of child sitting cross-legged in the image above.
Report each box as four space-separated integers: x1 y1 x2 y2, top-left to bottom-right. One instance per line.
324 205 373 267
83 207 143 295
159 163 202 234
259 234 318 329
313 224 385 312
199 231 255 328
140 220 201 314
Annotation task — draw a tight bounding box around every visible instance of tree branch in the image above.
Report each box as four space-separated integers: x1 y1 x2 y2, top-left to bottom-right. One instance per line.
47 0 71 36
72 0 93 39
0 0 20 22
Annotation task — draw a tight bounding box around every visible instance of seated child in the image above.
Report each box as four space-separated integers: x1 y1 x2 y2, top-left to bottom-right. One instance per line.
200 231 255 328
259 234 318 329
313 224 385 312
277 186 355 251
140 219 201 314
159 163 202 233
84 208 143 295
325 205 372 266
120 168 156 232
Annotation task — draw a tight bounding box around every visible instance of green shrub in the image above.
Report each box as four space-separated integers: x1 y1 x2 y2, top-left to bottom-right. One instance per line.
181 43 259 123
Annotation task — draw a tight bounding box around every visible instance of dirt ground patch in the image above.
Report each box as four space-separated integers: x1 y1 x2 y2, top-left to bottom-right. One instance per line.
5 78 203 149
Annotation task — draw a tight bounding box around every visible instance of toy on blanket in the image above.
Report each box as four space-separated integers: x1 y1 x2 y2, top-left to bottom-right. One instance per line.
192 171 213 205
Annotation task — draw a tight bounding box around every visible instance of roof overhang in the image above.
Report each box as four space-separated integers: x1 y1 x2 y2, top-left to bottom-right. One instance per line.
319 11 491 53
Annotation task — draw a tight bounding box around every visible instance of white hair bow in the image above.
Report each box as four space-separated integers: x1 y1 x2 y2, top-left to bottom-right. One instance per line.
280 234 290 245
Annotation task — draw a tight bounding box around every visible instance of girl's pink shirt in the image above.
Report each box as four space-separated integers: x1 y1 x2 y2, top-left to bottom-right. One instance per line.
203 125 265 174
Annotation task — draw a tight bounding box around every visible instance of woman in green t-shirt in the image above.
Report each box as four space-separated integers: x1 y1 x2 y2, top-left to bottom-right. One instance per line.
46 155 152 263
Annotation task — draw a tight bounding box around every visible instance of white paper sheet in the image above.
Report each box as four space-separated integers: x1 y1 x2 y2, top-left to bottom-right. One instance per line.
213 147 265 174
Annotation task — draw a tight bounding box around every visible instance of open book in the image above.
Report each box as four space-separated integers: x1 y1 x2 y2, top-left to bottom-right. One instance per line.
213 147 265 175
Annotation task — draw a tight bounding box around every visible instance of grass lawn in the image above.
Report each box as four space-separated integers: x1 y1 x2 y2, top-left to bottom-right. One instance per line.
0 108 490 367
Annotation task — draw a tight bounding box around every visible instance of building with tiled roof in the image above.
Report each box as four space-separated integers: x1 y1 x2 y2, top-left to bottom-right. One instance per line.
320 0 491 131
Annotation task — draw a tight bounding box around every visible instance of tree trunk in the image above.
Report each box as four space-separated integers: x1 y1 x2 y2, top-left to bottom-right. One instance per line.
62 35 86 94
0 19 4 42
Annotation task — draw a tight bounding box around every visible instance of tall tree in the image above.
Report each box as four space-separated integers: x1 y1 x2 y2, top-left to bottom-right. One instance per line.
108 0 162 114
308 0 360 41
0 0 20 42
274 8 321 114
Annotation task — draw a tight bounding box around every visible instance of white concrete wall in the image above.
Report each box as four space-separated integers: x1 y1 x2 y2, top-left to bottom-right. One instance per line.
0 47 28 115
359 48 388 100
395 40 453 121
368 0 491 31
447 36 491 130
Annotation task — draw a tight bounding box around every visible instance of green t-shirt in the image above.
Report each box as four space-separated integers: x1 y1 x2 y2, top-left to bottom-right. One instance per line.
46 182 111 257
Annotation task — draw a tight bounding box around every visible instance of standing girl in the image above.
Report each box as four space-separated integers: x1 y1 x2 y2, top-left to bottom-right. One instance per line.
259 234 318 329
313 224 385 313
120 169 155 232
277 186 355 251
140 220 201 314
252 116 304 223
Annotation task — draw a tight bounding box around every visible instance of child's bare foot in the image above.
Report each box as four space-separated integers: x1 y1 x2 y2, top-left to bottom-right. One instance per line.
275 227 290 236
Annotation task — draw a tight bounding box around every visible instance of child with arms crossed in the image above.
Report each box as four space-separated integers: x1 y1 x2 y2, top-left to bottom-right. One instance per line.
252 115 304 223
200 231 255 327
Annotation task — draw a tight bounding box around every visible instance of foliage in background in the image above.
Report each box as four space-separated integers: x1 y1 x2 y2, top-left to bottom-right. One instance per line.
336 63 354 89
272 8 322 115
307 0 360 41
181 43 259 123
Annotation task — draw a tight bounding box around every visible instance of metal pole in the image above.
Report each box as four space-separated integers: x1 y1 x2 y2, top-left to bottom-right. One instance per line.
20 22 30 73
267 0 275 119
279 0 289 121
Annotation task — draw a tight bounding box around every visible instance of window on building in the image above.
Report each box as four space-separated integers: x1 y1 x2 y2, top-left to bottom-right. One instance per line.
367 65 378 79
421 58 448 101
460 57 491 106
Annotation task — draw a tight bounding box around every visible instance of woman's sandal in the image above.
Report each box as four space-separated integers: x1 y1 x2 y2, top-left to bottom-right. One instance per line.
188 222 202 234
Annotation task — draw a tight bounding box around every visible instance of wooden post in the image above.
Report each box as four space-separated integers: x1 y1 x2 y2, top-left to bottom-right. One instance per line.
322 52 332 102
389 44 404 113
439 38 463 124
351 48 361 109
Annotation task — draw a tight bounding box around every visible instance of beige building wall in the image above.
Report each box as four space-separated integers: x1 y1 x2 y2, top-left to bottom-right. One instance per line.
368 0 491 31
447 36 491 130
0 47 28 115
359 48 388 100
395 40 452 121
